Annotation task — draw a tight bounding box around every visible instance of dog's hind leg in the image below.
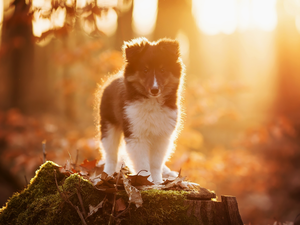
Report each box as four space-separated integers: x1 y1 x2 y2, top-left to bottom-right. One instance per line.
101 123 122 175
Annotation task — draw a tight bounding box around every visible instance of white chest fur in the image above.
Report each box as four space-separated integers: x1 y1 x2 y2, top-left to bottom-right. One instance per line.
124 98 177 138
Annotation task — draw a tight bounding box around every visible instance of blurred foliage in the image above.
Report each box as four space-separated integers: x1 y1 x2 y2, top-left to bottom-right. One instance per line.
1 1 300 224
0 37 299 224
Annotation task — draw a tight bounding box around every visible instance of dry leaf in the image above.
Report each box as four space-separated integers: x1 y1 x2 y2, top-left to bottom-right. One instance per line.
100 171 108 180
163 176 186 189
80 159 97 172
162 177 176 185
121 173 143 208
87 200 104 218
127 174 154 186
115 198 126 213
89 172 103 186
59 160 76 174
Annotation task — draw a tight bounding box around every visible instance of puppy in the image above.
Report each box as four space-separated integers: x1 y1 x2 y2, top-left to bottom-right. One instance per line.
100 38 184 184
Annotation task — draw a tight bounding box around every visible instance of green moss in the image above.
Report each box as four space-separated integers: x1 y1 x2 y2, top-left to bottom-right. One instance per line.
119 190 198 225
0 161 107 225
0 161 198 225
0 161 65 225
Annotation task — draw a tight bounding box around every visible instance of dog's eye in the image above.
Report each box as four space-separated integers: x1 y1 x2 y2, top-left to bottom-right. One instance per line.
160 68 165 73
144 69 148 73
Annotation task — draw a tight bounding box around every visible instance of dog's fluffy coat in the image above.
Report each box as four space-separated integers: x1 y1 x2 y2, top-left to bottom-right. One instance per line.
100 38 184 183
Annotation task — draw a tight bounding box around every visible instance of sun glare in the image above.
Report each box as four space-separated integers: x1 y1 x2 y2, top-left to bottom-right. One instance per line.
95 8 118 36
192 0 278 35
76 0 87 8
132 0 158 36
296 15 300 34
32 0 51 9
97 0 118 7
176 30 190 65
32 5 66 37
251 0 277 31
32 11 51 37
0 0 3 23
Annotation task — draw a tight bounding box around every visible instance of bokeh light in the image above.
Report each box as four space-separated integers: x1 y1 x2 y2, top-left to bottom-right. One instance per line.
96 0 118 7
132 0 158 36
32 11 51 37
192 0 277 35
95 8 118 36
32 6 66 37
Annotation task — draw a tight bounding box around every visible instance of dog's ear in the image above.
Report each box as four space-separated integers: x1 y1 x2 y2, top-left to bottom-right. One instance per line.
157 39 180 59
123 38 149 62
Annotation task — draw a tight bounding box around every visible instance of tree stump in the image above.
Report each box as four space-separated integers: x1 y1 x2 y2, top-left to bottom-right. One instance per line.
0 162 244 225
185 196 243 225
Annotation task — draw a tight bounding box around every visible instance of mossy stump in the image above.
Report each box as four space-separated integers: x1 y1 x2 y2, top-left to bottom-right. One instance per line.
0 161 243 225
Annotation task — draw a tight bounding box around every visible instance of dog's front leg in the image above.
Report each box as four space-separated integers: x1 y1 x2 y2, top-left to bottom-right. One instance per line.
125 138 152 180
150 136 171 184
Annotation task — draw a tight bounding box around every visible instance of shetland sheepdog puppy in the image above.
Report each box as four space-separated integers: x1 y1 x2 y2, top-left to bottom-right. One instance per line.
100 37 185 184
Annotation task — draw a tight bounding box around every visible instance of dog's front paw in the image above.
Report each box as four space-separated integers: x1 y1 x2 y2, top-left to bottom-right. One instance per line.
162 165 178 178
151 171 163 184
103 163 117 175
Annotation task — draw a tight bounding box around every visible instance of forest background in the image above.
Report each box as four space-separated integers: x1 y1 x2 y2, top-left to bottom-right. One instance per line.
1 0 300 224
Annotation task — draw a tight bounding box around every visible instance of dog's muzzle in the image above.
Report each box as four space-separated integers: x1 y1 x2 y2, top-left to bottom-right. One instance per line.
149 87 161 97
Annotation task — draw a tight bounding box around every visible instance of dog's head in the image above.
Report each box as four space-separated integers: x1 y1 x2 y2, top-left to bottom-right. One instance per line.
123 38 183 98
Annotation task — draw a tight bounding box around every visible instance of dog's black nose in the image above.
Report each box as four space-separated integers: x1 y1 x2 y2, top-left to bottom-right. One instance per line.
150 87 160 95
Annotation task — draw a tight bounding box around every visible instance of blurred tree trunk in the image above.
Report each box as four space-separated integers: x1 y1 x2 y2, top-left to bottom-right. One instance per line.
0 0 34 112
115 3 133 49
275 1 300 123
153 0 201 75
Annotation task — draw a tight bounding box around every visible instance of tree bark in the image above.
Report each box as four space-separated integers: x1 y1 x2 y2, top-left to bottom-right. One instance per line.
0 0 34 111
185 195 244 225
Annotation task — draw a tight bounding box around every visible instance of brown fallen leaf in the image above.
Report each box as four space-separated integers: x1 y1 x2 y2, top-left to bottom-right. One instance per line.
127 174 154 186
79 159 97 172
89 172 103 186
121 173 143 208
100 171 108 180
163 176 187 189
87 198 105 218
59 160 76 175
79 170 88 176
162 177 176 185
115 197 126 213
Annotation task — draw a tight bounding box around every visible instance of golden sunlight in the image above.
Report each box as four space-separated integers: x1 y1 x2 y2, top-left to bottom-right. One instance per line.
76 0 87 8
0 0 3 44
95 8 118 36
132 0 158 36
65 0 74 7
192 0 278 35
97 0 118 7
296 15 300 34
32 11 51 37
82 18 95 34
51 7 66 28
284 0 300 34
32 6 66 37
251 0 277 31
32 0 51 9
176 30 189 66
